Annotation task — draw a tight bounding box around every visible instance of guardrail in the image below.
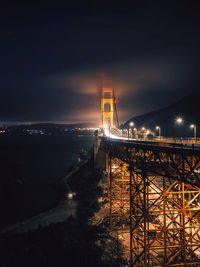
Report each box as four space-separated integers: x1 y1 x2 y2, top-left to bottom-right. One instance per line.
109 133 200 145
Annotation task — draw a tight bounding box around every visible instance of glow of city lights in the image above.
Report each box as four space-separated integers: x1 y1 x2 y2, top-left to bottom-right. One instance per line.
129 122 134 127
190 124 195 128
156 126 160 130
142 127 145 130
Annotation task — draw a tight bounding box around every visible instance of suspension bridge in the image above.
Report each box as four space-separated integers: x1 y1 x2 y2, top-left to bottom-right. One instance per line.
95 80 200 266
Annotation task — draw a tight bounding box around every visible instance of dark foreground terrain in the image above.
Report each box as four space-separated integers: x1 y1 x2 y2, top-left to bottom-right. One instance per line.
0 158 121 267
0 133 94 229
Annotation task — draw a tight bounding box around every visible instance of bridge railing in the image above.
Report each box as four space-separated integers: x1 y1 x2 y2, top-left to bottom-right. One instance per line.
112 131 200 144
145 136 200 144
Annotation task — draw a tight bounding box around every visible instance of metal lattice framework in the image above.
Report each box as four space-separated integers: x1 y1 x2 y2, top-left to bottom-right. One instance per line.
105 139 200 266
130 172 200 266
108 157 130 227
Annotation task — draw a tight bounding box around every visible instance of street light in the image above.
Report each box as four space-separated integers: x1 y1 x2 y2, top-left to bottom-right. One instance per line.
133 128 137 139
128 122 134 140
190 124 197 143
174 117 183 142
156 126 161 140
176 117 183 124
141 127 145 139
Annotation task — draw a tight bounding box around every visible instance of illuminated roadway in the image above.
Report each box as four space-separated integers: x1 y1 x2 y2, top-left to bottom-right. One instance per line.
104 127 200 149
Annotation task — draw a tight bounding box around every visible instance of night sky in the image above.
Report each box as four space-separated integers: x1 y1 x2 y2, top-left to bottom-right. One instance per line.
0 1 200 125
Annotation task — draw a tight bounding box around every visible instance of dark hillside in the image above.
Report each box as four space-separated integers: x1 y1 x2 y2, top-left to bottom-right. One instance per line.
124 90 200 137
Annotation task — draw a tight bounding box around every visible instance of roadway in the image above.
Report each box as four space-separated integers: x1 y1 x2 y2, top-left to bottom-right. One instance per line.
103 127 200 151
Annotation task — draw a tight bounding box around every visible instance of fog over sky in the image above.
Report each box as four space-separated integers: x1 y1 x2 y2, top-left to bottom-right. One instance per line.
0 1 200 125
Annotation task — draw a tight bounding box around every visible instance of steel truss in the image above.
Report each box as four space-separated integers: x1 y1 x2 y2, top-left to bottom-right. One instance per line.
107 152 200 266
130 171 200 266
108 157 130 227
105 139 200 185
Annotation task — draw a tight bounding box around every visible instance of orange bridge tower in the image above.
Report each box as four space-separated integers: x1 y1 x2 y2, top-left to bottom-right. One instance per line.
101 80 114 128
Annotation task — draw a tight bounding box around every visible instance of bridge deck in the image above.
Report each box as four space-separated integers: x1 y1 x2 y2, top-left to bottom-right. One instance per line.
103 136 200 156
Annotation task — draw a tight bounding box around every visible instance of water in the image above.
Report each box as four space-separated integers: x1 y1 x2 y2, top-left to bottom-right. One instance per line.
0 133 94 184
0 133 94 228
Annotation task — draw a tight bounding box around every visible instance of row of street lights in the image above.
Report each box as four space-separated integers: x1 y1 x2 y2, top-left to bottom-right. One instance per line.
127 117 198 142
173 117 197 142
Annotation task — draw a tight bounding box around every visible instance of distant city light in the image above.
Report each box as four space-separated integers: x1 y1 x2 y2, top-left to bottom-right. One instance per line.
190 124 195 128
156 126 160 130
129 122 134 127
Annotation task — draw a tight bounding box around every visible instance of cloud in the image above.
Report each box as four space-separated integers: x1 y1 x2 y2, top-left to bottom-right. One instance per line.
0 3 198 124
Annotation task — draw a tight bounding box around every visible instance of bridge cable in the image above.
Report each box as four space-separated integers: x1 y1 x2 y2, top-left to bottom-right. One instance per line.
113 89 120 128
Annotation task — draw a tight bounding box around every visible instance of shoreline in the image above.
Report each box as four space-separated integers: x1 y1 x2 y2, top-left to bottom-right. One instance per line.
0 158 87 237
0 133 94 230
0 150 124 267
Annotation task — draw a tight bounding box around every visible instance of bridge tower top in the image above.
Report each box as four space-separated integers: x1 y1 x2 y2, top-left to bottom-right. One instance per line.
101 80 114 128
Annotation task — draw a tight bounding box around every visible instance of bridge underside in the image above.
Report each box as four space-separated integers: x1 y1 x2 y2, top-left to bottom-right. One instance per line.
106 141 200 266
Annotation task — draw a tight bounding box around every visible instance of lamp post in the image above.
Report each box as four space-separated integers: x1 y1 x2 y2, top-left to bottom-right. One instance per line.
174 117 183 142
156 126 161 140
128 122 134 140
190 124 197 143
133 128 137 139
146 130 150 139
142 127 145 139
